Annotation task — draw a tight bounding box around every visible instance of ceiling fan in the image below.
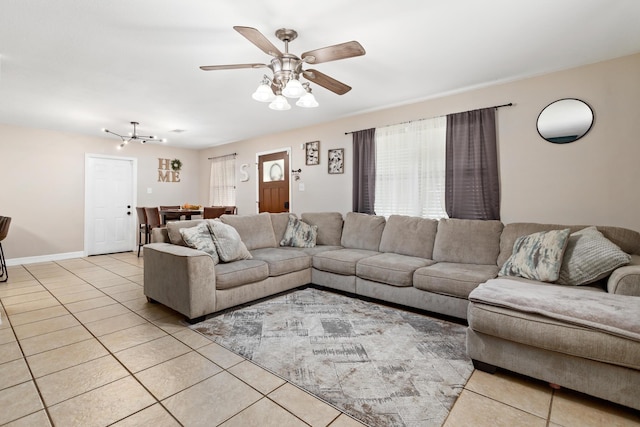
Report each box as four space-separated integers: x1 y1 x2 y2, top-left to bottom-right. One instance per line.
200 26 366 109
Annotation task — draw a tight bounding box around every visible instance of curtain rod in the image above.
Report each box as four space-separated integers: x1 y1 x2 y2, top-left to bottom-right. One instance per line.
344 103 513 135
208 152 237 160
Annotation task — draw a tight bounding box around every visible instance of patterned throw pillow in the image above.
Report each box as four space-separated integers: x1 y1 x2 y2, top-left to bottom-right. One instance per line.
557 226 631 286
179 223 219 264
280 214 318 248
499 228 571 282
206 220 252 262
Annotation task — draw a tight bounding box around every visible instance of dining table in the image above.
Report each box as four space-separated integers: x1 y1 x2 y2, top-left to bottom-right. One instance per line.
159 208 203 224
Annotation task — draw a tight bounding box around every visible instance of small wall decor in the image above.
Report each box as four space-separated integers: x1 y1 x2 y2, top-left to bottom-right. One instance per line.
305 141 320 165
328 148 344 174
158 158 181 182
239 163 250 182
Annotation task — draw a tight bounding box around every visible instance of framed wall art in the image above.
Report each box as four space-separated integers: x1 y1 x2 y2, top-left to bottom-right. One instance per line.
305 141 320 165
328 148 344 174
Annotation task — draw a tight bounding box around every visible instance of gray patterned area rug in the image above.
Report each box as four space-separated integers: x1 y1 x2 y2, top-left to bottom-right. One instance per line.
191 287 473 427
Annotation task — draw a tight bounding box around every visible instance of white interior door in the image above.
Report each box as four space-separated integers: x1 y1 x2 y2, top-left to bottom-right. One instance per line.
85 154 136 255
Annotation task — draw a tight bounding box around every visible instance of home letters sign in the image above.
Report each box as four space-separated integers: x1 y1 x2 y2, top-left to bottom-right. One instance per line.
157 158 180 183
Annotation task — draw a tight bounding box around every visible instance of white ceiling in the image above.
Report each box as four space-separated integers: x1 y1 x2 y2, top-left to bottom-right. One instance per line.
1 0 639 149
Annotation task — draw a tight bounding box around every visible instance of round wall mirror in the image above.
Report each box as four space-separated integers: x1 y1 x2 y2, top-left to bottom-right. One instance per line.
537 98 594 144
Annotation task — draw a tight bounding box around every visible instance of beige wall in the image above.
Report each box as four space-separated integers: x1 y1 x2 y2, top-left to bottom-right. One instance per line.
3 53 639 262
1 125 200 261
200 53 640 233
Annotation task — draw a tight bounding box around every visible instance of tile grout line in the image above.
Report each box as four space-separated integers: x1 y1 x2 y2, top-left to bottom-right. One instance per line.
0 267 56 426
3 256 166 426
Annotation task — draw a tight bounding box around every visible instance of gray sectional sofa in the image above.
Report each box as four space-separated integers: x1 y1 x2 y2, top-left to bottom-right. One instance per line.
143 211 640 410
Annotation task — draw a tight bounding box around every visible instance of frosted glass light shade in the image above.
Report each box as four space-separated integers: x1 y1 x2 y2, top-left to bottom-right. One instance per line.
269 95 291 110
252 84 276 102
282 79 305 98
296 92 319 108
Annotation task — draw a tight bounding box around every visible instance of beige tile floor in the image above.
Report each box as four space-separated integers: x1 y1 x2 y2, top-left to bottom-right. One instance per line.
0 252 638 427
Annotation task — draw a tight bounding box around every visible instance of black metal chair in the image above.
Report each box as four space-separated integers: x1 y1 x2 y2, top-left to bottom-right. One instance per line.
136 208 148 257
0 216 12 283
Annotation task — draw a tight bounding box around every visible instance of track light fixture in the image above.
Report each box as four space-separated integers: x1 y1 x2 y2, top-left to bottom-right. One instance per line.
102 121 166 149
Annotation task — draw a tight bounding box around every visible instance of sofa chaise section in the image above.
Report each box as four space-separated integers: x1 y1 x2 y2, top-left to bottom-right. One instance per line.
466 223 640 410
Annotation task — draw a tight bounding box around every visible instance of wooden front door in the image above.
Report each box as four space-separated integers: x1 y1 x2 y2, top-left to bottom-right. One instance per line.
258 151 289 213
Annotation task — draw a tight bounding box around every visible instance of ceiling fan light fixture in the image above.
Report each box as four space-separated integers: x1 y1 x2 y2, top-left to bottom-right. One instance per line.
296 91 319 108
282 78 305 98
269 94 291 111
252 82 276 102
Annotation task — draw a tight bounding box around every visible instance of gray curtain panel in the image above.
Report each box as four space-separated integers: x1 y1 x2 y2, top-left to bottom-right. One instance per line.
445 108 500 220
352 128 377 214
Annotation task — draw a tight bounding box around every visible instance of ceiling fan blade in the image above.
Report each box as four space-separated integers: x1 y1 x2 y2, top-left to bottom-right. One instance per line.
302 41 365 64
199 63 268 71
234 26 283 57
303 69 352 95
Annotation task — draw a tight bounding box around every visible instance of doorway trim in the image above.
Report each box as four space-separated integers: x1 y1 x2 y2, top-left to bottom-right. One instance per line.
255 147 291 214
84 153 138 256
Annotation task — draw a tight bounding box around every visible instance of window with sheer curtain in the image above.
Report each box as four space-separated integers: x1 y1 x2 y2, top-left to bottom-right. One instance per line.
374 117 448 219
209 155 236 206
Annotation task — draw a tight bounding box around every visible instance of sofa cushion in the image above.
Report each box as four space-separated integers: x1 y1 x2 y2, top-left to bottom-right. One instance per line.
220 212 277 250
340 212 386 251
313 248 380 276
214 260 269 290
207 220 252 262
250 248 311 277
166 219 203 246
557 226 631 286
301 212 344 246
356 253 434 287
413 262 500 298
179 222 220 264
280 245 343 256
499 229 571 282
280 215 318 248
432 218 503 265
378 215 438 259
270 213 293 244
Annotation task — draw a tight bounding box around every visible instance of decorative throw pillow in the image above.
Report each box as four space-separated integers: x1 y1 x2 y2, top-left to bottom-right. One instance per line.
557 226 631 286
499 228 571 282
206 220 252 262
280 214 318 248
179 223 219 264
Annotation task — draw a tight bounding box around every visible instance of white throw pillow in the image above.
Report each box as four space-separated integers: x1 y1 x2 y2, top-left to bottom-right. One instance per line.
498 229 570 282
179 223 219 264
206 220 252 262
280 214 318 248
557 226 631 286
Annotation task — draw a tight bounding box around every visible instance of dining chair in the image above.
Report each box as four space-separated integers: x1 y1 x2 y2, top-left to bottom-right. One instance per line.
144 207 165 241
160 205 182 222
203 206 226 219
135 207 148 257
0 216 12 283
224 206 238 215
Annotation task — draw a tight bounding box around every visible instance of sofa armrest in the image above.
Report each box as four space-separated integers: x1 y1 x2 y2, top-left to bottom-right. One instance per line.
143 243 217 320
607 264 640 296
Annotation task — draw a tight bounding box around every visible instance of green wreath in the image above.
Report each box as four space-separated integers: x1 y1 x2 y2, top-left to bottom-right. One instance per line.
170 159 182 171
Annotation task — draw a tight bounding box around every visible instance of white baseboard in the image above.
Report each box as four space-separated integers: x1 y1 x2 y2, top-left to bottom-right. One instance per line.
6 251 86 267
